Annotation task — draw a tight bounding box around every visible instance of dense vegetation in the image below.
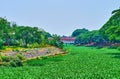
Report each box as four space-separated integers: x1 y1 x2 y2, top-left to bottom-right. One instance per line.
1 8 120 78
75 30 105 45
0 17 50 48
0 17 63 49
0 17 63 66
49 34 63 48
1 45 120 78
100 8 120 43
72 8 120 46
72 28 89 37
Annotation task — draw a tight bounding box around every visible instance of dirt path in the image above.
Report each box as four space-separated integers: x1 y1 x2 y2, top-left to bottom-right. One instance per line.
4 46 65 60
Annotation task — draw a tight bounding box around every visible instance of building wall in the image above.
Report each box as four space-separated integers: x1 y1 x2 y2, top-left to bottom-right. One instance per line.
62 40 75 44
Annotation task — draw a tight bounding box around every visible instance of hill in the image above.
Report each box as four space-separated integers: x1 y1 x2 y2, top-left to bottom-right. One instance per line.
100 8 120 43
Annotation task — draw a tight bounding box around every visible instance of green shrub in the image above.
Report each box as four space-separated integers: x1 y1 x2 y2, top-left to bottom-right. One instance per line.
11 40 19 46
0 57 2 62
30 43 40 48
41 56 48 60
49 35 63 48
15 59 23 66
17 53 25 60
15 48 19 52
108 46 118 49
1 56 24 67
10 58 23 67
95 46 103 49
10 60 17 67
0 39 4 49
117 46 120 51
1 56 11 62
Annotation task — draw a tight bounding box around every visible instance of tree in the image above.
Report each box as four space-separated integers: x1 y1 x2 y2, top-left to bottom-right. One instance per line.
112 8 120 14
0 17 11 46
72 28 89 37
0 17 52 48
49 34 63 48
0 38 4 49
75 30 105 45
100 8 120 43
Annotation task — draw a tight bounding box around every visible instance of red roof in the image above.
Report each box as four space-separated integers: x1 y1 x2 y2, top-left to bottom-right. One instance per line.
60 37 76 41
48 37 76 41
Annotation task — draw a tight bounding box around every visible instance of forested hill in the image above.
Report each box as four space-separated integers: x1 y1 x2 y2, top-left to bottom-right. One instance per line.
101 9 120 31
100 8 120 42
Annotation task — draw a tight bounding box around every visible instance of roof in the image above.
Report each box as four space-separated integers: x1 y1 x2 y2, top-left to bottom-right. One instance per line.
48 37 76 41
60 37 76 41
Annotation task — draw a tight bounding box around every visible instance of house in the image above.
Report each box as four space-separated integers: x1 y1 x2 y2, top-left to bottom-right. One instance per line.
48 37 76 44
60 37 76 44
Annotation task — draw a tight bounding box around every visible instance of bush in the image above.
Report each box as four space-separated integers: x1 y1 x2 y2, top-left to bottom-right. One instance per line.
15 59 23 66
41 56 48 60
49 34 63 48
95 46 103 49
1 56 23 67
0 54 24 67
17 53 25 60
0 39 4 49
0 57 2 62
56 41 63 48
10 58 23 67
10 60 17 67
108 46 118 49
1 56 11 62
117 46 120 51
49 40 63 48
30 43 40 48
11 39 19 46
14 48 20 52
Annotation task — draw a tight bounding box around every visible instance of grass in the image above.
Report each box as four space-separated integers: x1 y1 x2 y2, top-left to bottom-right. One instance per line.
0 46 28 53
1 45 120 79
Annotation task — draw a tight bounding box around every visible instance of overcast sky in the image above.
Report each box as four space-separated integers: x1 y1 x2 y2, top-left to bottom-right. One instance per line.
0 0 120 36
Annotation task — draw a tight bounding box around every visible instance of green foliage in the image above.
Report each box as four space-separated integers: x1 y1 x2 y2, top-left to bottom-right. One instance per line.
0 57 2 62
72 28 89 37
1 46 120 78
49 34 63 48
75 30 104 45
108 46 118 49
11 39 19 46
29 43 40 48
117 46 120 51
0 54 24 67
100 8 120 43
1 56 12 62
112 8 120 14
0 38 4 49
26 58 45 66
0 17 51 48
16 53 25 60
10 58 23 67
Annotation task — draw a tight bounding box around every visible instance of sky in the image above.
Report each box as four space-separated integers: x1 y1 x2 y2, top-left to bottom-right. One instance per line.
0 0 120 36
